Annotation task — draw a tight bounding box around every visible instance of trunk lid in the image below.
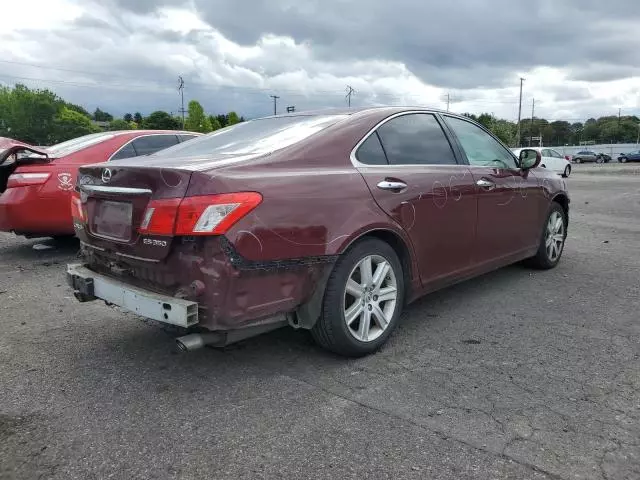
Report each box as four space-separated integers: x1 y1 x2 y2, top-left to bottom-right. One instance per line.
0 138 51 193
76 164 194 261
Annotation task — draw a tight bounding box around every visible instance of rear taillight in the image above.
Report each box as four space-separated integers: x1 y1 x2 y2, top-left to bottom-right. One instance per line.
139 192 262 236
70 192 86 222
7 173 51 188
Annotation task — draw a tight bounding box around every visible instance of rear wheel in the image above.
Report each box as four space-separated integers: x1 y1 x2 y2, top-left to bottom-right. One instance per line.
563 165 571 178
526 203 567 270
311 238 404 357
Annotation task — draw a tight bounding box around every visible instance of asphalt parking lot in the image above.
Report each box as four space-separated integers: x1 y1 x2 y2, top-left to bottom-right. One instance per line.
1 169 638 480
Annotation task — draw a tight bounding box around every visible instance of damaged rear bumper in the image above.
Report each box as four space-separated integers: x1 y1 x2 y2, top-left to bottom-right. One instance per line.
67 263 199 328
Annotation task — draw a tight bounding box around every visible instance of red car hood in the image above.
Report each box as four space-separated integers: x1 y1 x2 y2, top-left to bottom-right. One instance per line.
0 137 50 163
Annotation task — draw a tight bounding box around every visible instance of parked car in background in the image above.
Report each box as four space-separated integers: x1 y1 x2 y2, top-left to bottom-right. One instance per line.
512 147 572 177
571 150 608 163
617 150 640 163
0 130 200 239
66 107 569 357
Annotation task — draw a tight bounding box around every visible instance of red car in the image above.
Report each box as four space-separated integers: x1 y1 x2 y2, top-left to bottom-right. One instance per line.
67 108 569 356
0 130 200 239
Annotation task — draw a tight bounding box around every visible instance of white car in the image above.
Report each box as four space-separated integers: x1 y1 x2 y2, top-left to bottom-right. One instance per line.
512 147 571 177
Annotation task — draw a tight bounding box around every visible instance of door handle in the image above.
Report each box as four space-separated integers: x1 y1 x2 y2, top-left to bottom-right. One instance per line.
377 180 407 192
476 178 496 190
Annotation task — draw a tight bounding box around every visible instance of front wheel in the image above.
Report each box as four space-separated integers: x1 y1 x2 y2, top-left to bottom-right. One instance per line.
311 238 404 357
563 165 571 178
526 203 567 270
620 157 628 163
596 156 604 164
574 157 582 164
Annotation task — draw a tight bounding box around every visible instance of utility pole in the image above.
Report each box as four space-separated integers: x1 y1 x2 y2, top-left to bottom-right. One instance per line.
529 98 535 147
516 77 525 147
178 76 185 128
270 95 279 115
617 108 622 144
346 85 355 107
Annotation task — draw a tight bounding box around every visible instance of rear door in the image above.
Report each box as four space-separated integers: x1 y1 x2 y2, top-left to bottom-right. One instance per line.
442 115 543 265
354 112 478 284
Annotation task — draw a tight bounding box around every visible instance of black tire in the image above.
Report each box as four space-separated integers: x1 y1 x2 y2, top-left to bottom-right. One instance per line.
563 165 571 178
574 157 582 164
311 238 405 357
525 202 567 270
596 156 604 164
620 157 628 163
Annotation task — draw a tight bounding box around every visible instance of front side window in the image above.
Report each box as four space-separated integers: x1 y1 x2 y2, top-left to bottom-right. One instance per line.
444 116 518 169
375 113 457 165
549 149 564 158
132 135 179 156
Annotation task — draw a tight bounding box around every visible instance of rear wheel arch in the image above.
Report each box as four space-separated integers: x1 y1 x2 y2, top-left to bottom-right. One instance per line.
340 228 415 298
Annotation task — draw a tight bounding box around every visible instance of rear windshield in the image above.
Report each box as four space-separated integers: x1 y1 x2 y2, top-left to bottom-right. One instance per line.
47 132 116 156
152 115 347 158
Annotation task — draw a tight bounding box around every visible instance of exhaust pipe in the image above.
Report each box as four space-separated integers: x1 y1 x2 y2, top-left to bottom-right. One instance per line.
175 333 225 352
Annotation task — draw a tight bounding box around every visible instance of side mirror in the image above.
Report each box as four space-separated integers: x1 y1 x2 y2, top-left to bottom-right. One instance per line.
519 149 541 170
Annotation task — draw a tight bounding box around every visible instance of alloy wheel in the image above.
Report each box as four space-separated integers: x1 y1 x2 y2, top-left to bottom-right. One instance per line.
343 254 398 342
545 211 565 262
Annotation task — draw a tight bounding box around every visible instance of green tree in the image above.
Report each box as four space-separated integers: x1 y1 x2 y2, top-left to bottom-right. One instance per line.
66 103 91 117
226 111 240 126
93 108 113 122
215 114 227 128
184 100 212 133
133 112 143 124
0 84 65 145
208 115 222 131
108 119 133 131
51 107 101 143
123 113 133 122
142 111 181 130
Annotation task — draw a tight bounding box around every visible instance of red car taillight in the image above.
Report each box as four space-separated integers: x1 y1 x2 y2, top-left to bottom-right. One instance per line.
139 192 262 236
70 191 86 222
6 172 51 188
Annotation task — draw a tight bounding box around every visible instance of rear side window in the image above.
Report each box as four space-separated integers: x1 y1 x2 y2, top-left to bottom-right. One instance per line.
178 134 198 142
356 133 388 165
132 135 179 156
110 142 137 160
375 114 457 165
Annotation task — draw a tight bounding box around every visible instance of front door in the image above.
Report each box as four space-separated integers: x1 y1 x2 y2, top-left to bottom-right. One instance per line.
353 112 478 285
442 115 541 266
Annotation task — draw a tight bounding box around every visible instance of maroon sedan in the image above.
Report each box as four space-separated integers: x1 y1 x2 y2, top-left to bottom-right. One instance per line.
67 107 569 357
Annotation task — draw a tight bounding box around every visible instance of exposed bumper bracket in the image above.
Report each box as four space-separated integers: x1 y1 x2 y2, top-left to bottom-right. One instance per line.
66 263 199 328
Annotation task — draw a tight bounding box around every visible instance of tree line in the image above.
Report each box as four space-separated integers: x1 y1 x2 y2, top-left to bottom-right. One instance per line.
0 84 245 146
1 83 637 147
464 112 640 147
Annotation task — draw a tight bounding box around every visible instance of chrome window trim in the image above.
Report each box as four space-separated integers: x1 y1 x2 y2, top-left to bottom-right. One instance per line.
349 110 463 169
79 185 152 195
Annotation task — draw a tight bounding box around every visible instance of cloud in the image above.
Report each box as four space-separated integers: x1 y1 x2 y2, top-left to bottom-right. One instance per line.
0 0 638 122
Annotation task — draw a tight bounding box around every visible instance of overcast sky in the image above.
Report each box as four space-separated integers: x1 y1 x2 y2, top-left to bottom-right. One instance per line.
1 0 639 122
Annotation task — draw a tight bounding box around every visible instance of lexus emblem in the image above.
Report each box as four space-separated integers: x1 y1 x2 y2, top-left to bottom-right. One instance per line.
101 168 112 184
